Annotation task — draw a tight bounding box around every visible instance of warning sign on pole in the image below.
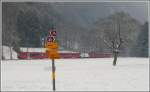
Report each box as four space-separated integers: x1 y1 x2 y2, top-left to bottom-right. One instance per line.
45 27 59 91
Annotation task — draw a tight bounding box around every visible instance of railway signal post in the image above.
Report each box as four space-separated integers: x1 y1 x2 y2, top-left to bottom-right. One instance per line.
45 28 60 91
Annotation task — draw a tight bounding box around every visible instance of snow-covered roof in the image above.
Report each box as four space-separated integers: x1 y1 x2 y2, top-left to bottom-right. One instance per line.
20 47 78 53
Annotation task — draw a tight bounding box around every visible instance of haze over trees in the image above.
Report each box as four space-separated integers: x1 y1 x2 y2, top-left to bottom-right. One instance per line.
131 22 148 57
94 12 142 57
2 2 148 57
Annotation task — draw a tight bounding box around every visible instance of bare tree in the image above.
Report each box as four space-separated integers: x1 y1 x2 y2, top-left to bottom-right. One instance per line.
95 12 141 66
103 22 123 66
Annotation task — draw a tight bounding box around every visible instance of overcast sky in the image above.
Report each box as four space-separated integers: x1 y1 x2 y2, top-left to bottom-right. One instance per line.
51 2 148 26
106 2 148 23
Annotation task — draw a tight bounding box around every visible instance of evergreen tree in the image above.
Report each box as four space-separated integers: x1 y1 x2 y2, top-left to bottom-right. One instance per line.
133 22 148 57
17 10 41 47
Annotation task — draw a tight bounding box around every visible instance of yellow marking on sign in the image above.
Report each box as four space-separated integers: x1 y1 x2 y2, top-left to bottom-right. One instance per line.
45 42 58 49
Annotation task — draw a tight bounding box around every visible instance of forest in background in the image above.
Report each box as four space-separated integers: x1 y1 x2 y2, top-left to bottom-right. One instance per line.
2 2 148 57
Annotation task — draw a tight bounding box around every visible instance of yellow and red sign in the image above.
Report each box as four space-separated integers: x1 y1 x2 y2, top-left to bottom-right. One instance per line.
45 41 60 59
51 31 57 36
45 30 60 59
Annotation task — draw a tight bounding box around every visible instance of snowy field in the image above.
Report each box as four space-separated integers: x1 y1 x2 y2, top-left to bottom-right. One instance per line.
1 58 149 91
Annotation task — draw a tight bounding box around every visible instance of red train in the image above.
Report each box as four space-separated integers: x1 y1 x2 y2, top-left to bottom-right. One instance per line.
88 52 112 58
18 52 47 59
17 52 112 59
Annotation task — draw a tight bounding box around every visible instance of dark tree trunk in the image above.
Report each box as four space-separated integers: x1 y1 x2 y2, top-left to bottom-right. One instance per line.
113 52 119 66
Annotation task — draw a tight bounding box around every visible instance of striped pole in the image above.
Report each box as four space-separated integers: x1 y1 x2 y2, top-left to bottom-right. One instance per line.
52 58 56 91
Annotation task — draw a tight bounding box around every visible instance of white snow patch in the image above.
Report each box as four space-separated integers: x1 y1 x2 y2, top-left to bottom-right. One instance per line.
2 46 18 59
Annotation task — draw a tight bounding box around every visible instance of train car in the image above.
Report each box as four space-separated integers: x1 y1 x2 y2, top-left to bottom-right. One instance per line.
17 52 28 59
60 53 81 58
18 51 112 59
17 52 81 59
17 52 47 59
88 52 112 58
29 52 47 59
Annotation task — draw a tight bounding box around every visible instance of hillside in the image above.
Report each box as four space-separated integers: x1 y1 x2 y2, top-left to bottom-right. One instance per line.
2 2 148 57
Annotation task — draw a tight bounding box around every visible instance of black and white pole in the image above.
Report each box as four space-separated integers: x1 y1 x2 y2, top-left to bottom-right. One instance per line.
52 58 56 91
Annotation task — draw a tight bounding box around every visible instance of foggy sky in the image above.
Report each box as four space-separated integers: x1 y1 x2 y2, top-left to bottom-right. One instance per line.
52 2 148 26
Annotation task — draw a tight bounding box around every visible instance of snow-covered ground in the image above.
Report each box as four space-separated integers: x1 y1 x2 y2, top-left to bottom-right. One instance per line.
1 58 149 91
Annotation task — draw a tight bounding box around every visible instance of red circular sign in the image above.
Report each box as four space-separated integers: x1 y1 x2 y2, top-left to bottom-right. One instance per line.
47 36 55 42
51 31 57 36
